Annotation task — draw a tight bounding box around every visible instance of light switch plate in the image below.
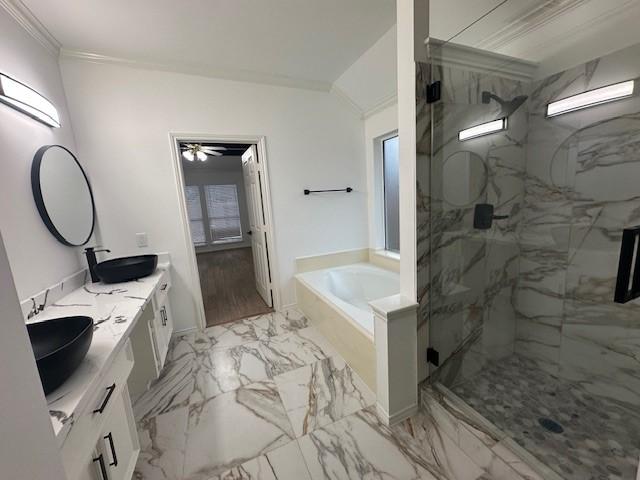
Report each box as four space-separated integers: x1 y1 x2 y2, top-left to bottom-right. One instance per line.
136 232 148 248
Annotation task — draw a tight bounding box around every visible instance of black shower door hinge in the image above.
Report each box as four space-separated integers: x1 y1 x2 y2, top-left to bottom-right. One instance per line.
426 81 441 103
426 347 440 366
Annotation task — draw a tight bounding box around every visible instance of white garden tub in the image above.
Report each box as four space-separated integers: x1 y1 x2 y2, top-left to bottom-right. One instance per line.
295 263 400 390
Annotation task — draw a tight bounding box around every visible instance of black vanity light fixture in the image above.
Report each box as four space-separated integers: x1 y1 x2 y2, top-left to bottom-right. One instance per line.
0 72 60 127
458 118 507 141
546 80 635 117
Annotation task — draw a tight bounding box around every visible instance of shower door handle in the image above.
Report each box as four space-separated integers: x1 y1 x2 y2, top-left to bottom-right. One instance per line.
614 226 640 303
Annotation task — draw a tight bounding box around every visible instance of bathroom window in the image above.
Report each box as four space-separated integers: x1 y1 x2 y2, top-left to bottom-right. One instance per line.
185 185 206 246
383 135 400 253
205 185 243 244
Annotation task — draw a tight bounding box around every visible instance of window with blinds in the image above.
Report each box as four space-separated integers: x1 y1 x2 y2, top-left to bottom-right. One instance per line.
204 184 243 244
185 185 206 245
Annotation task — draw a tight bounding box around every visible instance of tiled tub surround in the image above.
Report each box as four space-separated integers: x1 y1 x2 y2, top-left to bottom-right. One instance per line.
132 309 541 480
27 260 171 443
295 263 401 391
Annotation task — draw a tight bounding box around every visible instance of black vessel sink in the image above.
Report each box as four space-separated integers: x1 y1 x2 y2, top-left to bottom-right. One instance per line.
27 316 94 395
95 254 158 283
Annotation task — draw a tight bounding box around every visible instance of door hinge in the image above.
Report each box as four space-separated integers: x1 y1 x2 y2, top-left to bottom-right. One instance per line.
426 81 441 104
427 347 440 366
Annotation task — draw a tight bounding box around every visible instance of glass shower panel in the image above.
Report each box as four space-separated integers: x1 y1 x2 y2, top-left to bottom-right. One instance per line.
426 38 529 387
424 2 640 478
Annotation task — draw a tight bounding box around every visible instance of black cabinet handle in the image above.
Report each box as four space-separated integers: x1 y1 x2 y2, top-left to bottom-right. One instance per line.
160 283 168 291
93 383 116 414
247 230 252 236
161 306 167 326
104 432 118 467
93 454 108 480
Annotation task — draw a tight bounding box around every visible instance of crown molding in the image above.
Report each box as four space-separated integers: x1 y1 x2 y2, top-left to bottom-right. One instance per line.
519 0 640 68
329 84 364 117
0 0 60 55
60 49 333 93
330 84 398 120
475 0 588 52
363 93 397 119
425 38 538 82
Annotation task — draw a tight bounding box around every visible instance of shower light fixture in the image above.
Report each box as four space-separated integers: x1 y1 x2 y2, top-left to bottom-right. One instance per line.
458 118 507 141
546 80 635 117
0 73 60 127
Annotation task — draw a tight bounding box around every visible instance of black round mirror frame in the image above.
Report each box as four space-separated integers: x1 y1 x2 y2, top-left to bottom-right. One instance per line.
31 145 96 247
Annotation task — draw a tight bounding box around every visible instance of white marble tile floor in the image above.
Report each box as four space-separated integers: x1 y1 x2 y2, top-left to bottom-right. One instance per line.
133 308 526 479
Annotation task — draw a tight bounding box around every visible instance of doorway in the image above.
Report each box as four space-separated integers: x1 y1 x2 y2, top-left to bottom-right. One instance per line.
172 136 277 328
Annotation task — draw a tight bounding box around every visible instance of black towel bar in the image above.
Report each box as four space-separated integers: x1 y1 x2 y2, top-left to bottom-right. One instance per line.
304 187 353 195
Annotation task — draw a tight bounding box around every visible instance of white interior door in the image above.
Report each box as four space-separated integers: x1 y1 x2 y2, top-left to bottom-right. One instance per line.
242 145 272 307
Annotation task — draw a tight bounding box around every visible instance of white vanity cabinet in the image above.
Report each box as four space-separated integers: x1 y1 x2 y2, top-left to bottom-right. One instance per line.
150 269 174 369
77 387 139 480
94 386 140 480
128 268 175 399
62 341 140 480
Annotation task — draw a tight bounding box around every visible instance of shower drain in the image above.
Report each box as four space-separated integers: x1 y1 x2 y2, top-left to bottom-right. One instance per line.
538 418 564 434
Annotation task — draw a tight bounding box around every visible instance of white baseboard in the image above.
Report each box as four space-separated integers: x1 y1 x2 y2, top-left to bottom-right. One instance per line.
376 402 418 426
173 326 198 337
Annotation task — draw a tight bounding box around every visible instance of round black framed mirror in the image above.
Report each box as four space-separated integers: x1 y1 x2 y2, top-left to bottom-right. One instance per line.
31 145 96 247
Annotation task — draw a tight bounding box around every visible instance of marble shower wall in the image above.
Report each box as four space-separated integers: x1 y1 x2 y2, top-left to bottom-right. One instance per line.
516 42 640 408
417 52 529 385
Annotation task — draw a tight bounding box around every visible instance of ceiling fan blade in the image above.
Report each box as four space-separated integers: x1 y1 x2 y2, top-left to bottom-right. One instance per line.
201 146 227 152
209 151 223 156
201 148 226 155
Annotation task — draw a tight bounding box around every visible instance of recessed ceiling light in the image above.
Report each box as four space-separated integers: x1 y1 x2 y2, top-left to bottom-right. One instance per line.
458 118 507 141
0 73 60 127
546 80 635 117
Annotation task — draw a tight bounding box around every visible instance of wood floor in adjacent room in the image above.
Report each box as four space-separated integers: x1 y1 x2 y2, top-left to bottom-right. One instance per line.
196 247 273 327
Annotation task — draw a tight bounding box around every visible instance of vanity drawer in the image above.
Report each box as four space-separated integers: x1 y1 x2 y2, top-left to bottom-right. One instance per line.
61 340 134 480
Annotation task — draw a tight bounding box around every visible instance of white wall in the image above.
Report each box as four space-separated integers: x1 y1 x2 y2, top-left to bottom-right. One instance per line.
333 25 398 115
183 156 252 252
0 231 67 479
0 7 84 301
364 104 398 249
60 59 368 331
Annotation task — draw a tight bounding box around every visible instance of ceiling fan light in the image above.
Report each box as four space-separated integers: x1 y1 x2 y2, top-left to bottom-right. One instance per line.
196 151 207 161
183 150 195 161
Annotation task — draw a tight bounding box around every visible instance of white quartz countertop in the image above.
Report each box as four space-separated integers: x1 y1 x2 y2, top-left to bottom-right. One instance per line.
29 262 170 444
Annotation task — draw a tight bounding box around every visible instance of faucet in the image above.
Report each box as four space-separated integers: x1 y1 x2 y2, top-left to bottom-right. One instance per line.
84 247 111 283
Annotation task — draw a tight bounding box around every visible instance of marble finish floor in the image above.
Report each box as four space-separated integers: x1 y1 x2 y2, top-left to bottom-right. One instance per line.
132 308 520 480
451 354 640 480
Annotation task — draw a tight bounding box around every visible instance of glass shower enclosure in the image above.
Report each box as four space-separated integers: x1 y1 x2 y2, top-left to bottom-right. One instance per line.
421 2 640 479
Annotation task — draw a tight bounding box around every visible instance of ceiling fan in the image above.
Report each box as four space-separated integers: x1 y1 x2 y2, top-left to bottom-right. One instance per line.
181 143 227 161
